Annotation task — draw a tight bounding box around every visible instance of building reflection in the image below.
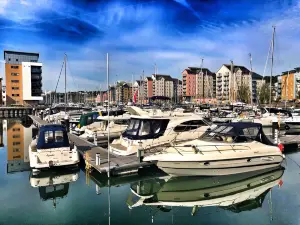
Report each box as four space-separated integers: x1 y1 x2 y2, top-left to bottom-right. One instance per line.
0 120 4 148
6 120 32 173
29 168 79 208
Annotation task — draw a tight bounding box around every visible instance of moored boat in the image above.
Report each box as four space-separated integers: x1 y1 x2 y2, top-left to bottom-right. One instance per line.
143 122 284 176
29 124 79 169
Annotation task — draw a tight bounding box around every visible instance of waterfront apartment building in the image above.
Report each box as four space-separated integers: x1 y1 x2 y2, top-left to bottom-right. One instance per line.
115 81 133 103
152 74 174 99
281 68 300 100
182 68 196 101
4 50 43 106
182 67 215 102
216 64 253 103
143 77 153 100
173 78 183 102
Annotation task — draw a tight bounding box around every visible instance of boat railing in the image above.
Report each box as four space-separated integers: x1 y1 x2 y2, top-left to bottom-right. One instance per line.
171 144 252 155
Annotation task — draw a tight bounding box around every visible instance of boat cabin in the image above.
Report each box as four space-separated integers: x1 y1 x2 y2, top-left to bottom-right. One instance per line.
36 125 70 150
200 123 273 144
122 116 211 140
77 112 101 128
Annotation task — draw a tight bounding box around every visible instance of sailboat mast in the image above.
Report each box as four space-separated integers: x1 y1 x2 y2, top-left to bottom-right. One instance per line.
249 53 253 106
230 60 234 103
200 58 204 104
286 70 289 108
270 26 276 106
107 53 110 178
64 53 67 113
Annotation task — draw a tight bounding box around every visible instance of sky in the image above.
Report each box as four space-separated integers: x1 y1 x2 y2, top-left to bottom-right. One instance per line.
0 0 299 91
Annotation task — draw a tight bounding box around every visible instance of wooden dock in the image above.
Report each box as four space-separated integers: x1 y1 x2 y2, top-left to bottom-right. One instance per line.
29 115 155 176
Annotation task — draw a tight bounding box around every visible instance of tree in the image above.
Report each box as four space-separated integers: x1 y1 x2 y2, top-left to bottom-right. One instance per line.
258 83 270 104
237 84 250 103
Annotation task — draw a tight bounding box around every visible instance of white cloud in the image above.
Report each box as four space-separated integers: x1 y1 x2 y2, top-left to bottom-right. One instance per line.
0 0 8 15
20 0 30 6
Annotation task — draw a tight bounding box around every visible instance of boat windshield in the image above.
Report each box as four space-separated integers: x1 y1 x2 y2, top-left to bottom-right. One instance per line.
123 118 169 140
200 125 261 143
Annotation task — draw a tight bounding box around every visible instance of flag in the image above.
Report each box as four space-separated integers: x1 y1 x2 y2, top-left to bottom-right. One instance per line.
133 89 138 104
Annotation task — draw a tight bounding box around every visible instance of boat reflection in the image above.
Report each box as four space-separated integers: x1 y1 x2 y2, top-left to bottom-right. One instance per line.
30 168 79 208
128 167 284 215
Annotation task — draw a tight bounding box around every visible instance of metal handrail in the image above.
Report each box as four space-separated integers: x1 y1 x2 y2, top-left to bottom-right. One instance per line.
170 144 252 154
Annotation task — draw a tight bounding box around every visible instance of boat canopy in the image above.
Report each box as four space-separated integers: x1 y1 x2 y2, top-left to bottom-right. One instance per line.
201 122 273 145
122 118 169 140
78 112 101 128
37 125 70 149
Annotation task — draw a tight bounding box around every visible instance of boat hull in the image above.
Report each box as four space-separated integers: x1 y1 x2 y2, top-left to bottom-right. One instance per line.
157 155 283 176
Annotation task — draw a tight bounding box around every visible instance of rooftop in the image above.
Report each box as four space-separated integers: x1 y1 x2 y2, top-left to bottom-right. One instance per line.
223 64 250 74
185 67 214 75
4 50 39 59
152 74 173 81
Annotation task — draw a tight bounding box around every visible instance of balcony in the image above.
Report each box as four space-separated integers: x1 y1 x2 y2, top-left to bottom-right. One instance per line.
31 68 42 73
32 75 42 80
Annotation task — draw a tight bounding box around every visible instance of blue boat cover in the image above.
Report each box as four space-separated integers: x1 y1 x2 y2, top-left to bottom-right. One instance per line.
37 124 70 149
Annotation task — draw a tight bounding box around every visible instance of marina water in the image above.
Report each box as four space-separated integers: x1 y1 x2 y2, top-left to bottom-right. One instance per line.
1 119 300 225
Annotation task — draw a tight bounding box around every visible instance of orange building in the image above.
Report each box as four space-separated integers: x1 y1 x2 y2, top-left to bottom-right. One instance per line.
7 122 24 163
281 70 296 101
6 120 32 173
4 50 43 106
182 69 196 100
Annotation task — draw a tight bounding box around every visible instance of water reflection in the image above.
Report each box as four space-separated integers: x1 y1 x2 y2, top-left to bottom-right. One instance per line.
6 119 32 173
4 119 80 209
129 167 284 216
29 168 79 208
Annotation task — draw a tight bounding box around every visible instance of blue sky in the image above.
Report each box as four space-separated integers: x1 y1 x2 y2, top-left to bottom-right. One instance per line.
0 0 299 91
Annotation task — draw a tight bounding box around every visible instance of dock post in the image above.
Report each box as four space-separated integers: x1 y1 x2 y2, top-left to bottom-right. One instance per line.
96 153 101 166
94 131 97 146
137 142 144 163
272 121 279 144
64 115 70 132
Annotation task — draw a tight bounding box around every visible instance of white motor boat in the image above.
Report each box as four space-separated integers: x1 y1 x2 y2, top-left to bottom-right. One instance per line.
79 115 130 145
29 124 79 169
128 167 284 214
109 115 211 156
143 122 284 176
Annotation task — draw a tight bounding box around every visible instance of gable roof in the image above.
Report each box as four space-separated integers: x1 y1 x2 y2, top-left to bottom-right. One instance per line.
184 67 214 75
135 80 143 86
152 74 173 81
223 64 250 74
251 72 263 80
145 76 153 81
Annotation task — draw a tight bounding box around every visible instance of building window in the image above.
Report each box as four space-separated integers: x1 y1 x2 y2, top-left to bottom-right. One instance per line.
13 148 20 152
13 156 21 159
11 80 19 83
12 87 19 90
12 94 20 97
13 135 20 138
13 142 20 146
11 66 19 69
11 73 19 76
16 59 18 62
12 128 20 131
8 58 11 61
